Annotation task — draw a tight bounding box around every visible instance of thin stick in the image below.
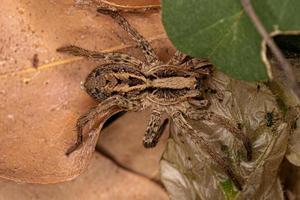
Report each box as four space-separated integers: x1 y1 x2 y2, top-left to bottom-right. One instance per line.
241 0 300 99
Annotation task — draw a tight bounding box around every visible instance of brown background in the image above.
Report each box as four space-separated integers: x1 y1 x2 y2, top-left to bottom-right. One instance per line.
0 0 171 199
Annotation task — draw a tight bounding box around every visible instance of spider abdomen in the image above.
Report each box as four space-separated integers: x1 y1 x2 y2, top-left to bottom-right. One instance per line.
147 88 198 105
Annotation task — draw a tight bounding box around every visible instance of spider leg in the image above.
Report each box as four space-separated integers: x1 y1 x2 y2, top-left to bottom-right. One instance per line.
212 115 252 161
186 109 252 161
171 111 243 191
188 98 210 108
168 50 212 71
57 45 145 69
203 86 225 102
167 50 191 65
143 110 168 148
66 95 141 155
97 7 161 66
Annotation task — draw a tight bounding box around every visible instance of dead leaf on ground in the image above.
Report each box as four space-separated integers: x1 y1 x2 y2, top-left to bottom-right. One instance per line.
0 0 168 183
97 109 170 179
0 152 169 200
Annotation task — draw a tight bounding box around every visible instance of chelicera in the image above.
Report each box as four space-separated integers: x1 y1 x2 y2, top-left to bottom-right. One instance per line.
57 7 252 190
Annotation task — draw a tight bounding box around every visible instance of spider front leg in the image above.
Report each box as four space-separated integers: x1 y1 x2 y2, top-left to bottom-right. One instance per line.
167 50 191 65
97 7 161 66
57 45 145 69
171 111 243 191
143 110 168 148
168 50 212 73
66 96 141 155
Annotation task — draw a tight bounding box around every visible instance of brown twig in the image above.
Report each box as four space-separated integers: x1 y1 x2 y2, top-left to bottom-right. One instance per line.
241 0 300 100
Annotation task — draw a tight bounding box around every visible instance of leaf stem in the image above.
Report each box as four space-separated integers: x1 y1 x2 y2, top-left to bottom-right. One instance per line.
241 0 300 100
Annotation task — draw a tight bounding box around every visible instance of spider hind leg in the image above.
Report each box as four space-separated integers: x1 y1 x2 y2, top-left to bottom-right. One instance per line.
186 109 253 161
171 111 243 190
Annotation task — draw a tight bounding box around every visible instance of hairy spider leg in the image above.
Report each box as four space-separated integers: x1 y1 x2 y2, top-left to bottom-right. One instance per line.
143 110 168 148
188 98 210 108
172 111 243 191
167 50 191 65
66 95 141 155
57 45 145 69
167 50 212 72
212 115 252 161
97 7 161 66
186 109 253 161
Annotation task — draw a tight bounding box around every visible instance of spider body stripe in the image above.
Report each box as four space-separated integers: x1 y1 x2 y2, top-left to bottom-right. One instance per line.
57 7 253 190
83 62 206 106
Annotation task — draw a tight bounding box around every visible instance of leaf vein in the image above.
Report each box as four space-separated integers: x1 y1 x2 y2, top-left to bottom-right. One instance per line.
208 11 243 58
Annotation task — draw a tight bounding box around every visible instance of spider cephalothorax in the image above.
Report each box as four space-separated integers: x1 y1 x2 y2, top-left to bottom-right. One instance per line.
57 7 252 190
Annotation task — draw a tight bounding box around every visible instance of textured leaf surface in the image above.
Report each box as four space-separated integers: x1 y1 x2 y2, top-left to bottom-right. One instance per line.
162 0 300 81
160 71 288 200
267 38 300 166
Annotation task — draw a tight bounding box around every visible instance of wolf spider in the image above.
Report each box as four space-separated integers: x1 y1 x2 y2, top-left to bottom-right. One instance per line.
57 7 252 190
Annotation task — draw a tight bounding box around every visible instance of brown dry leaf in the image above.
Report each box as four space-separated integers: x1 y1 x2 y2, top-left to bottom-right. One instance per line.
0 152 169 200
285 106 300 167
281 161 300 200
268 44 300 167
161 71 289 200
97 109 169 179
0 0 169 183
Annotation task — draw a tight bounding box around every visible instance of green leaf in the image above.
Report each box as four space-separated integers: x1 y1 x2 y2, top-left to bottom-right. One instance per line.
220 180 238 200
162 0 300 81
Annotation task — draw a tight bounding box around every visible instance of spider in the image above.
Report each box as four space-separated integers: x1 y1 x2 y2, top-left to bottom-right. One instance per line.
57 7 252 190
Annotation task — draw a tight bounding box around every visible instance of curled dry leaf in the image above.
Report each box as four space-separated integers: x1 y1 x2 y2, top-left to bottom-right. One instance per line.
281 161 300 200
0 152 168 200
286 120 300 167
160 71 289 200
267 35 300 167
0 152 169 200
0 0 166 183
